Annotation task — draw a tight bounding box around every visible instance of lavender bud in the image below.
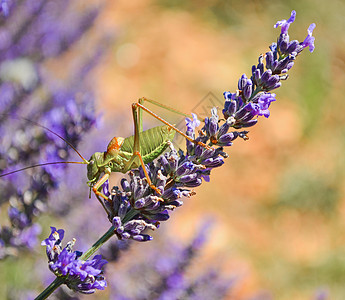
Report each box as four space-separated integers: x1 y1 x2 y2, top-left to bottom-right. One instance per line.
217 120 231 137
147 212 170 221
116 226 124 234
178 173 199 183
261 69 272 83
240 119 258 128
156 170 167 193
198 148 216 161
238 74 248 90
121 178 131 192
158 154 171 175
242 79 253 101
240 110 257 123
176 161 195 176
162 187 181 201
218 132 238 146
132 234 152 242
121 232 131 239
208 116 218 137
194 144 204 157
202 157 224 168
168 152 179 173
181 178 202 188
227 100 237 116
112 217 122 229
118 199 129 219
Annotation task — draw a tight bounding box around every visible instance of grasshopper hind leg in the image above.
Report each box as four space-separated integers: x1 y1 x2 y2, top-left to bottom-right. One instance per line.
126 98 214 196
124 103 165 195
135 99 213 151
134 151 162 195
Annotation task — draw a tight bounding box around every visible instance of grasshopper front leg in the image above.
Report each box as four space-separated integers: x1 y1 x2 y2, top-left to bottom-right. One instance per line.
92 171 112 203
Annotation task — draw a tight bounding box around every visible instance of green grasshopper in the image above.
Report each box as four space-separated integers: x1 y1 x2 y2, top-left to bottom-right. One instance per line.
1 98 210 203
86 97 211 202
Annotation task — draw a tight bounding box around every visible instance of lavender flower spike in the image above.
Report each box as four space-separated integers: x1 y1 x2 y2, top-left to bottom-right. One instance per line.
41 227 108 294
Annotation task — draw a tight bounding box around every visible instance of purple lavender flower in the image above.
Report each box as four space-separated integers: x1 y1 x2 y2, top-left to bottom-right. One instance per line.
186 113 201 132
10 223 41 249
313 289 329 300
222 10 315 134
41 227 108 294
0 1 104 257
274 10 296 35
0 0 10 17
274 10 315 56
109 220 241 300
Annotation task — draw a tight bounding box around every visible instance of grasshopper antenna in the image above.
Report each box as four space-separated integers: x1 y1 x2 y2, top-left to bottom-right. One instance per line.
0 161 86 178
1 114 89 164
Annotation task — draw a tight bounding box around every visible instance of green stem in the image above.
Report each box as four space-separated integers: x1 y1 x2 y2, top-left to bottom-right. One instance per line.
122 208 139 224
35 277 65 300
80 226 115 260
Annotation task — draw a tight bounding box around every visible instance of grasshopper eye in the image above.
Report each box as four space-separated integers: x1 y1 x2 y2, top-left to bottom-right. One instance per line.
90 160 94 165
108 162 113 168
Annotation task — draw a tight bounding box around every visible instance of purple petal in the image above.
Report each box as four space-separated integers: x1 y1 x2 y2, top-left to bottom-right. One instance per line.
302 23 316 52
185 113 200 131
274 10 296 34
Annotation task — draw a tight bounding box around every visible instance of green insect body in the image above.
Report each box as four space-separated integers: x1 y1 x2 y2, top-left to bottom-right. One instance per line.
87 125 175 186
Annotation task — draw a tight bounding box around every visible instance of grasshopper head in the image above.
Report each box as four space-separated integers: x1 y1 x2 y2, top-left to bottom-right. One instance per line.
87 152 104 181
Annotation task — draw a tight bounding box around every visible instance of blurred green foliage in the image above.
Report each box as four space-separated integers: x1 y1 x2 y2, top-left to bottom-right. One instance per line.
275 169 339 215
255 251 345 299
156 0 251 27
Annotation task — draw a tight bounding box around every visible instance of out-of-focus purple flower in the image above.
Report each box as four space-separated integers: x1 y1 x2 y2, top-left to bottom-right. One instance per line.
0 1 105 257
0 0 10 17
313 289 329 300
10 223 41 249
109 220 242 300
